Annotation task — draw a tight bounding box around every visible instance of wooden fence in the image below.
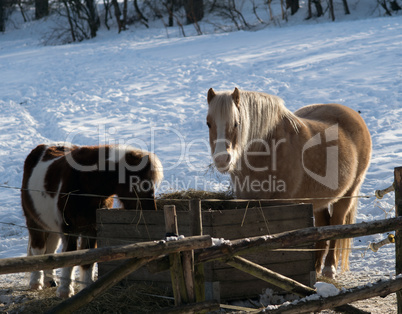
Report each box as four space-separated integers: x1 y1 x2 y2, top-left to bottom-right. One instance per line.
1 167 402 313
97 201 316 301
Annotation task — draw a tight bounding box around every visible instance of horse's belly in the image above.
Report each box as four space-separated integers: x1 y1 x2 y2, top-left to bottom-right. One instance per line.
27 159 63 232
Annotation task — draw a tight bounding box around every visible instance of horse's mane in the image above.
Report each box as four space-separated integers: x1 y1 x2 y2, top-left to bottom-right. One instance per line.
109 145 164 186
240 91 301 140
209 90 301 145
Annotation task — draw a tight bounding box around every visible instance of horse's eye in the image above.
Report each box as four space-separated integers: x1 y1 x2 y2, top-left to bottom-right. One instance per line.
234 121 240 128
206 122 211 129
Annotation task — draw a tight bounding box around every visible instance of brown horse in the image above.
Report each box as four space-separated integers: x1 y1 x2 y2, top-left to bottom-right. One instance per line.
21 144 163 298
206 87 371 279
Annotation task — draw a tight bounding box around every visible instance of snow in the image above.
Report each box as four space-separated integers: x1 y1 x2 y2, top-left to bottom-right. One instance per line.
0 0 401 304
314 282 340 298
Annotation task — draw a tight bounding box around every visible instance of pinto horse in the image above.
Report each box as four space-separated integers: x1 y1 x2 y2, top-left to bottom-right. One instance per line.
206 87 371 279
21 144 163 298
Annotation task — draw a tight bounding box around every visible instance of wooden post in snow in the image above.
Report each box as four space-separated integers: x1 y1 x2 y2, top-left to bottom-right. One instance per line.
394 167 402 314
164 205 188 305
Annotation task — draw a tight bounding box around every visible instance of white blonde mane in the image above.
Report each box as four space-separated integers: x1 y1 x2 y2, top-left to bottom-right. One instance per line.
209 90 300 146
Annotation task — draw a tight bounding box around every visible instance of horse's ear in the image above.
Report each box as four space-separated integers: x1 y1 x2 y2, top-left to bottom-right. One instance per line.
207 88 216 104
232 87 240 108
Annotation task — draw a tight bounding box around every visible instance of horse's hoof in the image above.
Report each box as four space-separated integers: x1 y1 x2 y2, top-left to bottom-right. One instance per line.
29 283 43 290
56 286 74 298
322 266 336 279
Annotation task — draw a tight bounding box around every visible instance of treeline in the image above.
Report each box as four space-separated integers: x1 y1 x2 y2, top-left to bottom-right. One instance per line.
1 0 401 42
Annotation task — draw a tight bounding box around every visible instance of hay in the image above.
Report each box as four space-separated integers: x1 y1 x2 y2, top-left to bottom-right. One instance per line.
3 282 173 313
156 189 235 211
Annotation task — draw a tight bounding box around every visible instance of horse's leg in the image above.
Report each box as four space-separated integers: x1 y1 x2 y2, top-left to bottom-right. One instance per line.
322 196 357 279
78 235 97 290
27 225 47 290
56 235 78 298
43 233 61 288
314 208 330 273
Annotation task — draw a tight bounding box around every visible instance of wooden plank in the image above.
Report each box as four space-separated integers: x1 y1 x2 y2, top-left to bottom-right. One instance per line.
210 259 315 282
209 251 315 270
189 199 206 303
97 208 213 226
225 256 315 297
206 204 313 226
97 219 311 240
96 202 316 301
97 209 163 224
203 219 312 240
217 274 314 300
164 205 188 305
96 204 312 226
99 262 171 281
97 224 181 239
239 250 314 264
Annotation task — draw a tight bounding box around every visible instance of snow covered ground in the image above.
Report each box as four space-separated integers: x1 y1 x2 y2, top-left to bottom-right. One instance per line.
0 1 401 302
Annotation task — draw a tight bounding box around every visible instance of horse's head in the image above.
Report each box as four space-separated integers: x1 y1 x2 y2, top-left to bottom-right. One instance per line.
114 148 163 210
206 87 242 173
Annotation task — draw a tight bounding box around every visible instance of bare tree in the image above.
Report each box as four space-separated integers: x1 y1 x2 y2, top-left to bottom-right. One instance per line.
184 0 203 24
35 0 48 19
307 0 323 19
328 0 335 21
342 0 350 15
111 0 127 32
286 0 299 15
134 0 148 28
51 0 99 43
390 0 402 11
0 0 4 32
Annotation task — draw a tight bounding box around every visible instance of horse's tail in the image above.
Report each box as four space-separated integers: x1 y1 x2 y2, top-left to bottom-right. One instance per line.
339 195 358 272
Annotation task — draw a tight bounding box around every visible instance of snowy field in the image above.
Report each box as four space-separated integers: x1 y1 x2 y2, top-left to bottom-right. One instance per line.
0 1 401 306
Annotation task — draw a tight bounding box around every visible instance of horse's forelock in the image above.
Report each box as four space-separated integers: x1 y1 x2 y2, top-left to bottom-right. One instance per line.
208 91 240 128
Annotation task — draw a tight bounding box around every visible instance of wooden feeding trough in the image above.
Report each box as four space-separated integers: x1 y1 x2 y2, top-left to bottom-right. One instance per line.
96 198 316 301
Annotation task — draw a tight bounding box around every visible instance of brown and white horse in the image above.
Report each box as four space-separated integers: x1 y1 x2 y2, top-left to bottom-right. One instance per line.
206 87 371 279
21 144 163 298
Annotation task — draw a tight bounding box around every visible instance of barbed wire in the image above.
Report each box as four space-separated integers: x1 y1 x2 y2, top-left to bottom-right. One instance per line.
0 184 379 203
0 183 394 258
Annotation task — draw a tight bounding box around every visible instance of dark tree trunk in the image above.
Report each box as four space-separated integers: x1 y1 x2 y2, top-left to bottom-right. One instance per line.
315 0 323 16
328 0 335 21
390 0 402 11
184 0 204 24
342 0 350 15
168 0 174 27
111 0 123 32
307 0 323 18
84 0 99 38
378 0 392 16
35 0 49 19
286 0 299 15
0 0 4 32
134 0 148 27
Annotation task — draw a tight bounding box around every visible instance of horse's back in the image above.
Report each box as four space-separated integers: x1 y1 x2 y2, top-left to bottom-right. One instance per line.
295 103 371 182
295 103 367 130
295 103 371 147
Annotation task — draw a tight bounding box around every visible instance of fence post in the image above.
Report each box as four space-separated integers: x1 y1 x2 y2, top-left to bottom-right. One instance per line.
189 199 206 303
164 205 188 306
395 167 402 314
